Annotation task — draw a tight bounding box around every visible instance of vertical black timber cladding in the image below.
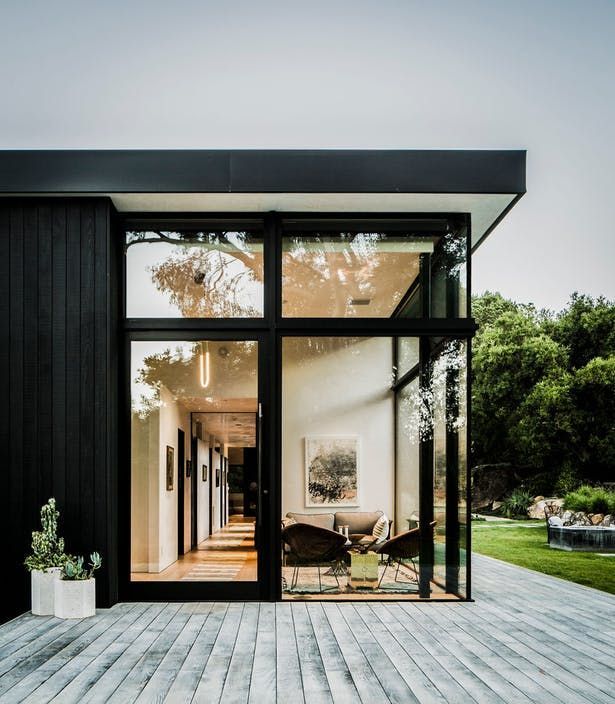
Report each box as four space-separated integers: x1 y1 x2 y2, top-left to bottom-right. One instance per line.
0 198 119 622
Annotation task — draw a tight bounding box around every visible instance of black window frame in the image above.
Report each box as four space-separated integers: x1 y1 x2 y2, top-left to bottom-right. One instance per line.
120 211 474 603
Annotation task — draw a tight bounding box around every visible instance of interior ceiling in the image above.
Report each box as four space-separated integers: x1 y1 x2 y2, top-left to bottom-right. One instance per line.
109 192 517 249
194 412 256 447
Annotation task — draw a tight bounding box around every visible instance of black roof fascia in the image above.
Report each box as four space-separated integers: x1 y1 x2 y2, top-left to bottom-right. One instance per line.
0 149 526 196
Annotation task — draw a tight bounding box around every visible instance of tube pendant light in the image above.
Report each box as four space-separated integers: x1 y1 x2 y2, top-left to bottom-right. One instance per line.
199 341 211 388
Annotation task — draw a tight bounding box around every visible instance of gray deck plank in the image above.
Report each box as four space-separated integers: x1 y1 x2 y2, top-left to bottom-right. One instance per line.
305 603 360 704
78 603 180 703
274 603 305 704
322 603 393 703
191 601 244 703
0 555 613 703
248 603 276 704
220 601 259 704
292 602 333 704
164 602 226 703
9 604 147 703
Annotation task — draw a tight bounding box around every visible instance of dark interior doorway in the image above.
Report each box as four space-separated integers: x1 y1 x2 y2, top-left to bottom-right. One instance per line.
191 435 198 549
177 428 185 556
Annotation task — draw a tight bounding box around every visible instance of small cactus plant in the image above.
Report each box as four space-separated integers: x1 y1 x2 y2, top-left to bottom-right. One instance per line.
24 498 68 572
62 552 102 581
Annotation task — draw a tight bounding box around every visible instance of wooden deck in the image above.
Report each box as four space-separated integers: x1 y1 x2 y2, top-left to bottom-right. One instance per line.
0 554 614 703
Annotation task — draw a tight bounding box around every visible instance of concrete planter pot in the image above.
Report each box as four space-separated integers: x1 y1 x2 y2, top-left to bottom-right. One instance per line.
54 578 96 619
31 568 62 616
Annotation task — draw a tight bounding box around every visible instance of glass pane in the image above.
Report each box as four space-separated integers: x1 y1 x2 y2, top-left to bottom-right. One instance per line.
130 339 259 582
397 337 419 379
126 228 264 317
428 338 468 596
395 377 420 537
429 224 468 318
282 232 436 318
432 351 447 588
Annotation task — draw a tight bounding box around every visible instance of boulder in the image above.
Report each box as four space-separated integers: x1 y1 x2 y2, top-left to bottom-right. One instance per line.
572 512 591 526
591 514 604 525
603 515 613 527
561 510 574 526
527 498 564 520
533 496 545 503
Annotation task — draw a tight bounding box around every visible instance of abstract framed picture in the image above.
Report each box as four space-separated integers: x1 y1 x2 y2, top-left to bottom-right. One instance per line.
305 435 360 507
202 464 208 482
166 445 174 491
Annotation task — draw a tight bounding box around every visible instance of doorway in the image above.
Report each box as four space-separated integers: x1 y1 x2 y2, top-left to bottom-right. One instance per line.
128 337 266 600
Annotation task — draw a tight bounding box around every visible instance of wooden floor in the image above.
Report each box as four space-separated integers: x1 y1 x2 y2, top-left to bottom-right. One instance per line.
1 554 614 703
131 518 257 582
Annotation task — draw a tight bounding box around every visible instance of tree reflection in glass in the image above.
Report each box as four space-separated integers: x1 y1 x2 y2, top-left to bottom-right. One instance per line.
126 230 264 318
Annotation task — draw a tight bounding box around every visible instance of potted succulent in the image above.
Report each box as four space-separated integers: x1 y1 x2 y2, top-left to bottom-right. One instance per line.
54 552 102 619
24 498 68 615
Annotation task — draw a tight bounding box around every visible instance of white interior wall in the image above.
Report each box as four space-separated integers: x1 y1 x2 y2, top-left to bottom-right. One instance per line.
196 435 210 543
395 378 420 535
282 337 395 520
157 385 191 571
130 409 159 572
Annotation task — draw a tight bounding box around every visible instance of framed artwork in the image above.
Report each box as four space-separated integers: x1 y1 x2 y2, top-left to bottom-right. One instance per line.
305 435 360 507
202 464 208 482
186 459 191 478
216 467 220 487
166 445 174 491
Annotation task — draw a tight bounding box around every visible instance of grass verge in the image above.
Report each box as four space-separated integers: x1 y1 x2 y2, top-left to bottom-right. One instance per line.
472 521 615 595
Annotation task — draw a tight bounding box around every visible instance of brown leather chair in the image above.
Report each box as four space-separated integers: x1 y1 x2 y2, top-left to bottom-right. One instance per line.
374 521 437 588
282 523 348 592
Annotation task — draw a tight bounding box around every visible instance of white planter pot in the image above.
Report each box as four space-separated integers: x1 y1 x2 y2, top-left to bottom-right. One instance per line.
54 578 96 619
31 568 62 616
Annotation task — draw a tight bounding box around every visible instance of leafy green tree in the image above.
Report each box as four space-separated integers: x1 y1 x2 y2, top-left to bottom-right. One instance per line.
546 293 615 369
472 310 567 465
512 374 579 473
570 356 615 481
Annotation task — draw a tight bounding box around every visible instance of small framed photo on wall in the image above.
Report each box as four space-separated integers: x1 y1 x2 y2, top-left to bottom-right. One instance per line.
216 467 220 487
166 445 174 491
202 464 208 482
186 459 192 478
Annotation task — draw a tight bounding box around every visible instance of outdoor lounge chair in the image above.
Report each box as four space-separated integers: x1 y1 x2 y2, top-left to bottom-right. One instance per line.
375 521 437 588
281 522 348 592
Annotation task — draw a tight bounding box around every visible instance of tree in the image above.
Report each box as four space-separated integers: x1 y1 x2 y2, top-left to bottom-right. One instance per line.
545 293 615 369
472 291 615 488
472 310 568 465
570 356 615 481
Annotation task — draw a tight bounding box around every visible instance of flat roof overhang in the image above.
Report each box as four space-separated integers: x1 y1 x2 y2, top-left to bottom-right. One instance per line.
0 149 526 250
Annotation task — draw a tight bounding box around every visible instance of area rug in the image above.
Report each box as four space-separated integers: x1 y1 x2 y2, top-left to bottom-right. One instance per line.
282 561 419 594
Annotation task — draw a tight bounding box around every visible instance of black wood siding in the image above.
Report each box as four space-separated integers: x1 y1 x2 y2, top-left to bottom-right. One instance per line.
0 199 119 622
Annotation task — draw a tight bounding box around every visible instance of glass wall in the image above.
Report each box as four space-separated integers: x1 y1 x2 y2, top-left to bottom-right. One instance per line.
281 222 467 318
126 226 264 318
281 335 468 600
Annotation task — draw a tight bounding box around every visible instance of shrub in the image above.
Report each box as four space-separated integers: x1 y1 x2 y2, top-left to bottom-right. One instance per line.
553 465 582 496
563 485 615 514
501 488 534 518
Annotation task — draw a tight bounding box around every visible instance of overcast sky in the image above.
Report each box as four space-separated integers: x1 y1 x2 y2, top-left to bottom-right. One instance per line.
1 0 613 312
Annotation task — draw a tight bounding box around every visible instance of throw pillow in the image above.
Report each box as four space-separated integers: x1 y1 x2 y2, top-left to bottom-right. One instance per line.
372 514 389 543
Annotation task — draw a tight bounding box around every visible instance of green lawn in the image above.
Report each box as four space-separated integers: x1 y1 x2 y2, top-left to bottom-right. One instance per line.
472 521 615 595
